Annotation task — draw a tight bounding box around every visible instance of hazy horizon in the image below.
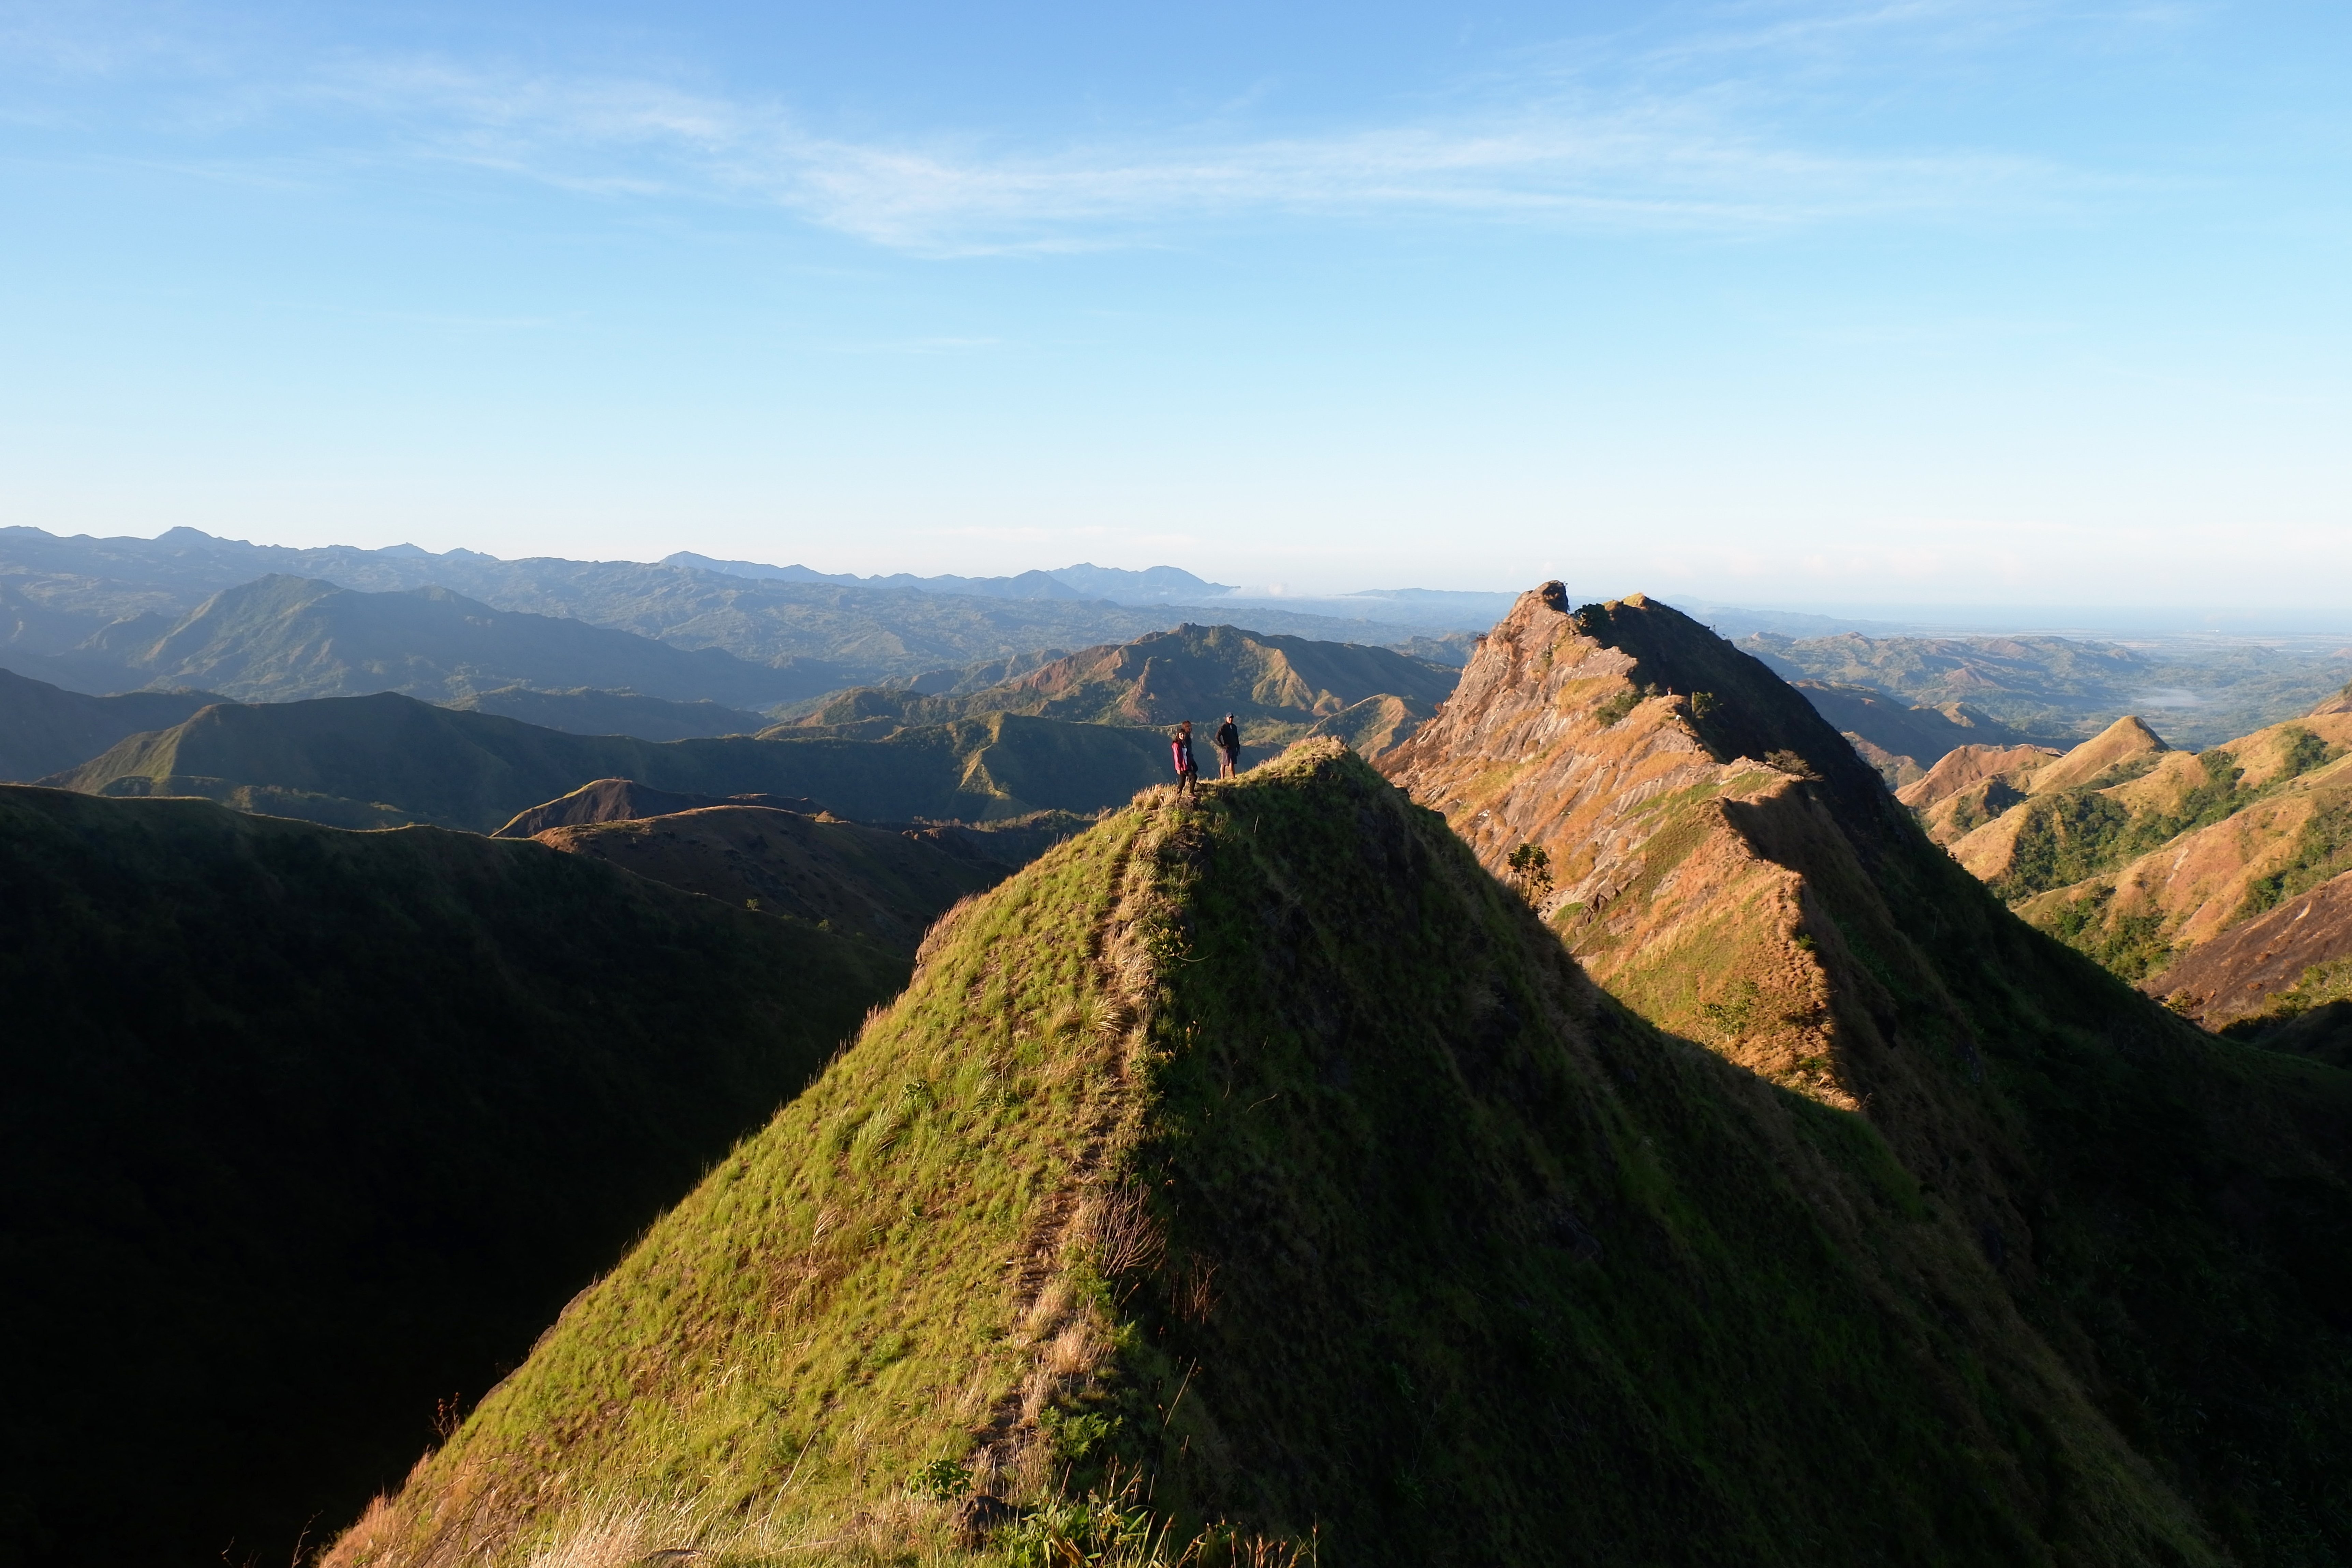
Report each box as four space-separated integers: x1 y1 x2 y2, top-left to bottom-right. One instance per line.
3 1 2344 611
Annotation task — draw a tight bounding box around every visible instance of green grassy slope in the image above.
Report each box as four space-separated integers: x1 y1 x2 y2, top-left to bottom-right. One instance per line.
0 786 906 1567
333 744 2339 1568
787 624 1458 753
46 692 1173 830
0 665 220 780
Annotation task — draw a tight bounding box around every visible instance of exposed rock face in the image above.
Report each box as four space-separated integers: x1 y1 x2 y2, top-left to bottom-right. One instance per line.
1383 589 1965 1119
2148 867 2352 1029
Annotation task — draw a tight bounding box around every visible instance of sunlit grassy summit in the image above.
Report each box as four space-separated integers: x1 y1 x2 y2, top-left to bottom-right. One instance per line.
327 735 2326 1567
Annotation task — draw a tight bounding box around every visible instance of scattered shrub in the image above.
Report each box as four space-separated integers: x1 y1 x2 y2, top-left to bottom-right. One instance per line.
1593 690 1640 728
1506 842 1553 904
908 1457 971 1500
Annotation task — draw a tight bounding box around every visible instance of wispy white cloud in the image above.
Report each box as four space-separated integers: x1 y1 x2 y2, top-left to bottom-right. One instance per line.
283 54 2091 255
1 1 2124 254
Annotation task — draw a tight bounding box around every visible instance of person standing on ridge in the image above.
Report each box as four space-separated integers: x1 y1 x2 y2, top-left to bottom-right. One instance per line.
1214 714 1241 779
1171 720 1199 797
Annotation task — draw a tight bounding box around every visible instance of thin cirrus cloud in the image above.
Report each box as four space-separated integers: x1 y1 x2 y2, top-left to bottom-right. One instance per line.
288 51 2088 257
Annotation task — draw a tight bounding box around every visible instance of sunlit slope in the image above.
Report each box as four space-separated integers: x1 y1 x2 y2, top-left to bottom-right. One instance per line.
334 744 2239 1568
0 786 903 1567
1384 588 2352 1563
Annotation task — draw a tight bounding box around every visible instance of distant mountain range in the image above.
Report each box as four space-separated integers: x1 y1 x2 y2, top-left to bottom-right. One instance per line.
1748 628 2352 748
659 555 1238 604
0 529 1485 704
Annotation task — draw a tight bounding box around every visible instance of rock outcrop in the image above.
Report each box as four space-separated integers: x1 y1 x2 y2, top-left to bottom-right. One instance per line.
2148 867 2352 1030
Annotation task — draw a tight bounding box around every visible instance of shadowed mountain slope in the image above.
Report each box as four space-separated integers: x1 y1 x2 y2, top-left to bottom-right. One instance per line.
1383 588 2352 1560
787 624 1457 758
48 693 1171 831
330 744 2247 1568
531 805 1019 954
446 685 770 740
0 786 905 1568
0 665 221 780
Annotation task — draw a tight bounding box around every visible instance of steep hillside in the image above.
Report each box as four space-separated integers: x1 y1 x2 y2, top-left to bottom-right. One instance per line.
48 693 1172 831
788 625 1458 759
0 666 220 780
532 805 1040 953
327 743 2293 1568
2009 742 2352 984
447 685 769 740
92 574 834 707
1926 716 2174 867
1384 587 2352 1560
1918 705 2352 985
0 786 905 1567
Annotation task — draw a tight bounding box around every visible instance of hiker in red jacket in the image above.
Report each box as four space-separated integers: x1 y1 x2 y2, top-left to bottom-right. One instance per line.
1171 721 1199 797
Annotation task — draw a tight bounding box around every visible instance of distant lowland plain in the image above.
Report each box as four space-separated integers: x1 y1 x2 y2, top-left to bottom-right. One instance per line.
8 524 2352 1567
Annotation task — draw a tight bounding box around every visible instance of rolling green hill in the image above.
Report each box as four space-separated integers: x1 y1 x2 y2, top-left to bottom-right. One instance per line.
47 692 1174 830
333 740 2352 1567
787 624 1457 758
0 665 221 780
0 785 906 1567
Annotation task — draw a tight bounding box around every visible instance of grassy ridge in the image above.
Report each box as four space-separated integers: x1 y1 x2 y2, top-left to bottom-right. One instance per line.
334 746 2260 1567
0 786 906 1566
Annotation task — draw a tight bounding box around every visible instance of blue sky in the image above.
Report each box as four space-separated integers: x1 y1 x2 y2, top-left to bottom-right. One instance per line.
1 1 2346 608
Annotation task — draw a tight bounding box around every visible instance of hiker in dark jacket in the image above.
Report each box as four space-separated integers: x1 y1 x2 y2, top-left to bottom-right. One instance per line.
1214 714 1241 779
1171 721 1199 797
